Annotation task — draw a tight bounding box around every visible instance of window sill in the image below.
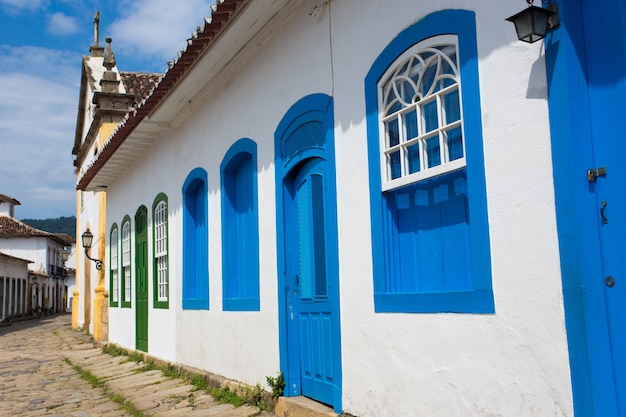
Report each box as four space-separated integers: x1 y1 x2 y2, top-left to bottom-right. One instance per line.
374 289 494 314
223 298 260 312
182 298 209 310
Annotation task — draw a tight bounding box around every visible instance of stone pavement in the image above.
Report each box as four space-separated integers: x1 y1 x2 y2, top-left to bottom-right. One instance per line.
0 314 276 417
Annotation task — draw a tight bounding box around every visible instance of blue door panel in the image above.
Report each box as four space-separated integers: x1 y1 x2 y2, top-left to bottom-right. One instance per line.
582 0 626 413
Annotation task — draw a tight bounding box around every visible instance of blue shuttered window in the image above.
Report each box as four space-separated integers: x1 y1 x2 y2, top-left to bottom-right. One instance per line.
182 168 209 310
365 10 494 313
221 139 260 311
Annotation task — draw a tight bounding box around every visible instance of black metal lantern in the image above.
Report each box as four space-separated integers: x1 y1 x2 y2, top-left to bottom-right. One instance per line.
506 1 558 43
82 228 103 270
61 248 70 263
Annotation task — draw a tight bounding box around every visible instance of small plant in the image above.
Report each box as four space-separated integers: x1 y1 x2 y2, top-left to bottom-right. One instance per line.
189 373 208 391
162 363 179 378
137 359 159 373
266 371 285 398
210 386 245 407
102 344 127 357
128 351 144 363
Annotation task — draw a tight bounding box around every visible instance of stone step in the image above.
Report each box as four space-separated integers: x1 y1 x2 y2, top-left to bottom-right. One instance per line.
275 396 338 417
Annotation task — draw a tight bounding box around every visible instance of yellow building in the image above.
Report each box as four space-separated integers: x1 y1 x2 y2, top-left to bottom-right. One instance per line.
71 12 160 340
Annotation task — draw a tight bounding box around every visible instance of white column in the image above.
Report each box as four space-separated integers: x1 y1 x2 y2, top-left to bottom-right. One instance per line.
1 277 5 320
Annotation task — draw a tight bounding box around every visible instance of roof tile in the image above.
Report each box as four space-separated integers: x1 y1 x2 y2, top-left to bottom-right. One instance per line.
0 216 70 245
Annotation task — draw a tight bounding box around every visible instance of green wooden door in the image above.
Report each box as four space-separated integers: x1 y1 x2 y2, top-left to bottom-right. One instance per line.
135 207 149 352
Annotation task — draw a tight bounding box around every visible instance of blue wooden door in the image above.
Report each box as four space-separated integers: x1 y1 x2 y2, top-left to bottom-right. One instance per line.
286 157 341 408
582 0 626 413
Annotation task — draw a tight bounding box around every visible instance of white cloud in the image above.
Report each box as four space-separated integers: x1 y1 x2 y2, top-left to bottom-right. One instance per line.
0 0 45 14
0 46 79 219
47 12 79 36
108 0 214 70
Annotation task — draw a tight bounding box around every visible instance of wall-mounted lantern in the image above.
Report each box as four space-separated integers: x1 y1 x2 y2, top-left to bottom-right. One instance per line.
82 229 103 270
61 247 70 263
506 0 559 43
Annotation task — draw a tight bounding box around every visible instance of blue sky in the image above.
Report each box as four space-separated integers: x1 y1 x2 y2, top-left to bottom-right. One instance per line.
0 0 215 219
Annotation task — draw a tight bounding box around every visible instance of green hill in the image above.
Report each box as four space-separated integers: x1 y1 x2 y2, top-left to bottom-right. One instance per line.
21 216 76 237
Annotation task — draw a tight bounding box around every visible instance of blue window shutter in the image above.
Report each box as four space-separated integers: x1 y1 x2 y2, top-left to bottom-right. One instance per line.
221 139 260 311
182 167 209 310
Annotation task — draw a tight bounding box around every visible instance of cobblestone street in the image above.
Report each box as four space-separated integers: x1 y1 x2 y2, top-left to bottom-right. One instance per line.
0 315 274 417
0 315 127 416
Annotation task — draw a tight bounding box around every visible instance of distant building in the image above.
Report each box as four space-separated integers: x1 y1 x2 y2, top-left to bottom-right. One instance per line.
0 193 74 317
0 251 31 322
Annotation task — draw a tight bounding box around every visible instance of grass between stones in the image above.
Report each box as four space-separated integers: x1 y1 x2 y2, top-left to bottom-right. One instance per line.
63 357 149 417
99 343 276 412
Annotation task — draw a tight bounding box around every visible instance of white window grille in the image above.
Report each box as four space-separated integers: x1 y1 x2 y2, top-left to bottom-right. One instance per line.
122 221 131 303
379 34 465 191
111 229 119 303
154 200 168 302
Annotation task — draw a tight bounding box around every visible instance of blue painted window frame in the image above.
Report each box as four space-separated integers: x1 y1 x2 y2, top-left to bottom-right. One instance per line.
365 9 494 313
220 138 260 311
182 167 209 310
109 223 119 307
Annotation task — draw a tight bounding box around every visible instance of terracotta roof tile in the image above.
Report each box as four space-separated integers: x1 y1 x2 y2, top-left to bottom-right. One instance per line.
0 216 69 245
0 193 20 205
120 72 163 106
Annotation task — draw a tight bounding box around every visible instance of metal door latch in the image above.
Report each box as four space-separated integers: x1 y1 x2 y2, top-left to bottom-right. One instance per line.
587 166 607 182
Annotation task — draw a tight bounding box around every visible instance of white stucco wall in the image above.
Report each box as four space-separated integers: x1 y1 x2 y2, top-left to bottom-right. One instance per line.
103 1 572 416
0 236 53 273
0 253 30 280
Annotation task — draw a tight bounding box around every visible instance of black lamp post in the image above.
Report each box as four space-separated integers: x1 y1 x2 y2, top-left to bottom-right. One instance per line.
506 0 559 43
82 229 103 270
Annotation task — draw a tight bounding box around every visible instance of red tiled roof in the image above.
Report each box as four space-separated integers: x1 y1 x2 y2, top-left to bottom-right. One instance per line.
120 72 163 106
0 216 69 245
0 193 20 205
77 0 247 191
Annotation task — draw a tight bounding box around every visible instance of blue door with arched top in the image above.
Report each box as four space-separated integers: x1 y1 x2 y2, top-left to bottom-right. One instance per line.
275 94 342 412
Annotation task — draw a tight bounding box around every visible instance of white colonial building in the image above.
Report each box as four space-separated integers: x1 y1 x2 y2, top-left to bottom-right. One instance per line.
0 194 74 317
73 1 626 416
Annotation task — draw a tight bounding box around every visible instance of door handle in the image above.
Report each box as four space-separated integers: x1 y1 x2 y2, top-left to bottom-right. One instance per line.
601 200 608 224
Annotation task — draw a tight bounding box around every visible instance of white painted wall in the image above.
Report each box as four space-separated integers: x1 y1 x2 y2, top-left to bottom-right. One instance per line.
104 1 572 416
0 236 57 273
0 253 29 280
0 201 16 217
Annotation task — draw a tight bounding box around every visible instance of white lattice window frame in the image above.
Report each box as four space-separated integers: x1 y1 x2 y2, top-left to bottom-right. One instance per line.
154 201 168 302
122 222 131 303
111 229 119 303
378 34 466 191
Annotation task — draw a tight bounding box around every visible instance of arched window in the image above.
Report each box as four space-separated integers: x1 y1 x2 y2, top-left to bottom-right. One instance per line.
221 139 260 311
121 216 132 308
365 10 493 313
153 193 169 308
109 224 119 307
182 168 209 310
